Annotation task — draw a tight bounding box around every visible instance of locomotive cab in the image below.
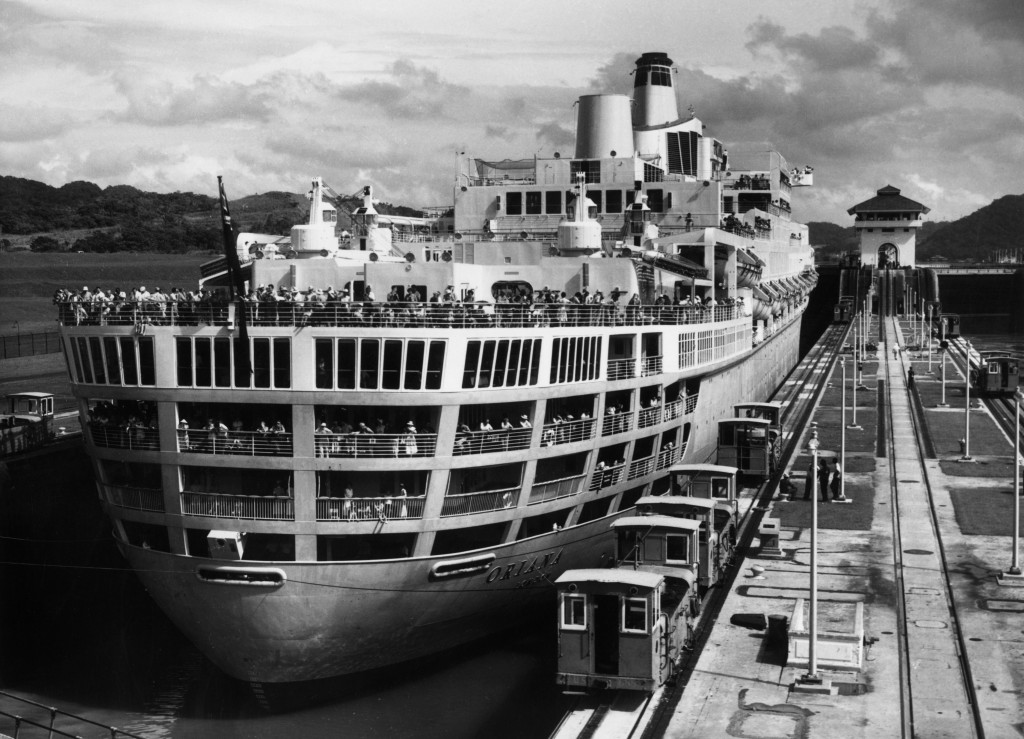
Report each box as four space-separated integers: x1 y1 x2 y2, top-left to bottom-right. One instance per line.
1 392 55 456
973 354 1020 396
716 417 776 477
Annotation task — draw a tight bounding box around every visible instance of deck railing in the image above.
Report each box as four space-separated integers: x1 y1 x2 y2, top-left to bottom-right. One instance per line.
628 455 656 481
685 394 699 415
529 473 587 504
540 417 596 446
663 397 684 422
101 484 164 512
440 486 520 517
180 491 295 520
638 406 662 429
601 411 634 437
315 432 438 458
640 355 663 377
56 301 744 330
656 444 684 470
588 462 626 492
178 429 293 457
316 495 425 521
453 427 532 455
606 358 636 381
88 423 161 451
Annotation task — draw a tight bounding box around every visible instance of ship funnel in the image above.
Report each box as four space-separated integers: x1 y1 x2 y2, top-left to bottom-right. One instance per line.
574 94 633 160
632 52 678 127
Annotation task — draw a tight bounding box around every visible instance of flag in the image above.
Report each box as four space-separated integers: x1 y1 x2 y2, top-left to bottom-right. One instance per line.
218 176 252 379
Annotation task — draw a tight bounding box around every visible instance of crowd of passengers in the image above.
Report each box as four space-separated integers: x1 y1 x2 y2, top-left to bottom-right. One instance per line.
57 282 746 328
315 416 436 458
87 400 159 447
175 417 292 455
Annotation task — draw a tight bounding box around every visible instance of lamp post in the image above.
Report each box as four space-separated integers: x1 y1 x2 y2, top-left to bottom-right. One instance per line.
927 305 933 372
1000 389 1023 583
807 431 821 679
961 339 973 461
840 360 848 501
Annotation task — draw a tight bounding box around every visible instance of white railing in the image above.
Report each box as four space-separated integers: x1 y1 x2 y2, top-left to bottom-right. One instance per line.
640 355 663 376
638 406 662 429
657 444 684 470
179 430 293 457
607 358 636 381
628 456 656 481
664 398 684 422
685 394 699 415
315 433 438 459
316 495 425 521
441 486 520 517
453 427 532 456
601 412 634 437
588 463 626 492
89 423 161 451
102 484 164 512
540 417 596 446
529 473 587 504
180 491 294 520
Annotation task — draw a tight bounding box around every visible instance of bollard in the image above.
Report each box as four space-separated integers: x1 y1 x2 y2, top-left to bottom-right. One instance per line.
959 438 966 455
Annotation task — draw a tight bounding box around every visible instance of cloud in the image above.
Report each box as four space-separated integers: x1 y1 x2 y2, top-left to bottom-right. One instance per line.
0 105 76 142
535 122 574 150
485 125 514 141
114 73 274 126
332 58 470 120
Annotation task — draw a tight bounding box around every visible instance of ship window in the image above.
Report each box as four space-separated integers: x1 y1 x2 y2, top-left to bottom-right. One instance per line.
214 338 231 387
550 336 601 384
463 341 480 389
138 337 155 386
233 338 251 387
577 497 613 524
317 533 416 561
426 341 445 389
570 160 601 184
622 597 648 633
526 191 542 215
120 338 138 385
315 339 333 389
517 508 572 539
337 339 356 389
70 337 86 383
360 339 379 389
404 341 424 389
650 67 671 86
606 190 623 214
253 338 271 388
588 190 602 213
104 337 120 385
88 337 106 384
432 523 506 556
478 341 495 388
546 190 562 214
647 189 664 213
506 192 522 216
273 338 290 388
382 340 403 389
643 163 663 183
561 594 587 630
666 534 691 564
493 340 509 386
194 339 211 387
176 337 193 386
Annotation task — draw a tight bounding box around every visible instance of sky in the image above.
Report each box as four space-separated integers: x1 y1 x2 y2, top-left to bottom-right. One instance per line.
2 0 1023 224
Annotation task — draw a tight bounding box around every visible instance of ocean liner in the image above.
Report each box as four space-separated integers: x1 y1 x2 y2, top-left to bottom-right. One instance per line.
56 52 816 684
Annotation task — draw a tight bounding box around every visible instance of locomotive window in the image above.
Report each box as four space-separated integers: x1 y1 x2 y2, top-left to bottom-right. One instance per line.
561 594 587 630
711 477 729 499
622 597 648 633
988 363 998 374
666 534 691 564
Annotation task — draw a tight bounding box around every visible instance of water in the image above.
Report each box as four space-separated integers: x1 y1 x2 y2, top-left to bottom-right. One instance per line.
0 455 573 738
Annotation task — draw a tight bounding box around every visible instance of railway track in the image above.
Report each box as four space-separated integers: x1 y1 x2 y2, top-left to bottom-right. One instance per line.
550 322 852 739
883 316 984 738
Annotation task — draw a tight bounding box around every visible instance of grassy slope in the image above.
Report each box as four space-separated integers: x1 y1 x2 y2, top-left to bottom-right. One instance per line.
0 252 213 331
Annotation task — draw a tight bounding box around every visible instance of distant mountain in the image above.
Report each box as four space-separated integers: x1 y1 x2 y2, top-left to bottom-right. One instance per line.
917 194 1024 260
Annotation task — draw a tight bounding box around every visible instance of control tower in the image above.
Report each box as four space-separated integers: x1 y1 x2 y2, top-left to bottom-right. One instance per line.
847 185 929 269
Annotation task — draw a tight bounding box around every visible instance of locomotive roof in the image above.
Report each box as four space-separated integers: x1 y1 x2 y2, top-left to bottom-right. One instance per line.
611 515 704 532
718 417 772 427
555 568 664 589
667 463 738 476
636 496 717 510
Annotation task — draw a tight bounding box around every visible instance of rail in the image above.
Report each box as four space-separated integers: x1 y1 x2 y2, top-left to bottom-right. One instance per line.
178 429 293 457
440 486 520 517
540 417 596 446
627 455 655 481
315 432 438 458
0 689 146 739
640 355 663 376
588 462 625 492
606 358 636 381
0 329 61 359
181 491 295 521
56 301 746 331
88 423 160 451
102 484 164 512
600 411 633 437
453 427 532 455
316 495 425 521
529 473 587 504
638 405 662 428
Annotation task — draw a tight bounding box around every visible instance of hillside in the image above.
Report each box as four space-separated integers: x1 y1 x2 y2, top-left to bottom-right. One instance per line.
917 194 1024 260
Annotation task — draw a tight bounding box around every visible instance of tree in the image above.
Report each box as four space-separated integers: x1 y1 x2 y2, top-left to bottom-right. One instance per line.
30 235 62 252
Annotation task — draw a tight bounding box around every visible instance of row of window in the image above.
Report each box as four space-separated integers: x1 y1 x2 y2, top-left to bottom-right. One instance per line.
561 593 651 634
503 188 668 215
70 336 156 387
549 336 602 385
176 337 291 389
679 325 751 368
462 339 542 389
316 338 446 391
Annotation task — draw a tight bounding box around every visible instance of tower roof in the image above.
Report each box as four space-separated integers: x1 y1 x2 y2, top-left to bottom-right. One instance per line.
847 184 930 215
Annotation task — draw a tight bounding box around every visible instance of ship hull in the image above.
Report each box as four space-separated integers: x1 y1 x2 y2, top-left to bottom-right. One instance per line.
118 314 803 684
